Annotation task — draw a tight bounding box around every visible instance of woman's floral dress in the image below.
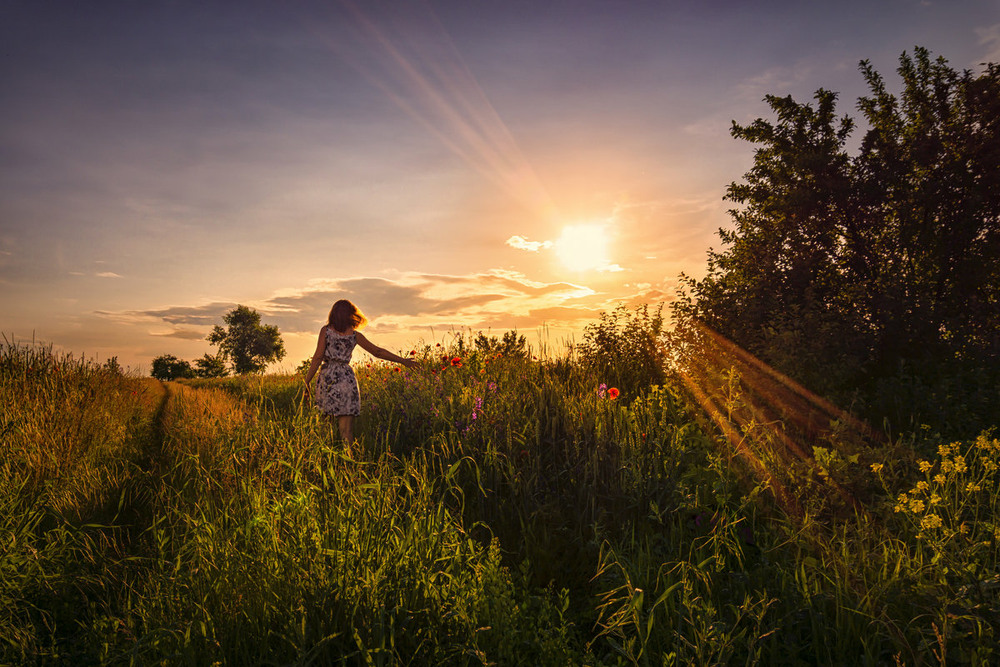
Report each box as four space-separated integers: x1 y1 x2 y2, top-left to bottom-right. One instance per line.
315 328 361 417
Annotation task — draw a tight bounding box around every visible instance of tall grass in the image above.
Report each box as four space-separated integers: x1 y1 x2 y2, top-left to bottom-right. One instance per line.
2 337 998 664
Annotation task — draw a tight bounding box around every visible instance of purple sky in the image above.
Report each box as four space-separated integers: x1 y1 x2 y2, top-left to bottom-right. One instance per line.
2 0 998 371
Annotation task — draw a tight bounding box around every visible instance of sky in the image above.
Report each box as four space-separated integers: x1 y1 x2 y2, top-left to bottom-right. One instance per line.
2 0 998 373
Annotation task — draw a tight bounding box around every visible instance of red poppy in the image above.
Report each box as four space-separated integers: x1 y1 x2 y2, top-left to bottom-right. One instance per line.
435 343 441 347
451 357 462 367
608 387 620 400
394 367 401 373
410 350 416 356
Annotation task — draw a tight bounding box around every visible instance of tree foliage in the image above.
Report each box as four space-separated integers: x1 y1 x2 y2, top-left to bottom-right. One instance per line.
679 48 1000 428
194 353 229 378
150 354 196 381
207 305 286 375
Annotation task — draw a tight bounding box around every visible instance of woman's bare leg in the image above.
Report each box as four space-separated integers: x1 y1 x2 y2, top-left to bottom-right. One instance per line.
337 415 354 452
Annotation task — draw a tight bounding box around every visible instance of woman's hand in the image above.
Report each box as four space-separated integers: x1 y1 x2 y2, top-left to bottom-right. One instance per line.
402 359 419 370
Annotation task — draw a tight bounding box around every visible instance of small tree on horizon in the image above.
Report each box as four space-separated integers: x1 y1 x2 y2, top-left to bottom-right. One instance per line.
194 353 229 378
208 305 286 375
151 354 196 381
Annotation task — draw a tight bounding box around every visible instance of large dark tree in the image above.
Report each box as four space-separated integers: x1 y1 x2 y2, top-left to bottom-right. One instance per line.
680 48 1000 426
207 305 286 375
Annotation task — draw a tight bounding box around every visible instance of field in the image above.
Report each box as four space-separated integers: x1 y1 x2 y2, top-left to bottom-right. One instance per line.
2 337 998 665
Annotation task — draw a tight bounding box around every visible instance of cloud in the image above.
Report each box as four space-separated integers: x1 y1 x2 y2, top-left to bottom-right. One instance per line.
505 235 553 252
977 24 1000 64
151 327 208 341
96 271 122 278
99 270 601 342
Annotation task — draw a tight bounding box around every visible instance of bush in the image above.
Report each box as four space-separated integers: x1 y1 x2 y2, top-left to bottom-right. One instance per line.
577 304 667 395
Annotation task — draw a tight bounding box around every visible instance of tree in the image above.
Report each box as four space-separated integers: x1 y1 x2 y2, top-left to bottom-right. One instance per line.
151 354 196 381
194 353 229 378
207 305 286 375
678 48 1000 428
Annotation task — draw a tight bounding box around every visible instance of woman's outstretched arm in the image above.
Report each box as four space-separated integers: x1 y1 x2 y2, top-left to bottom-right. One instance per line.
355 331 418 368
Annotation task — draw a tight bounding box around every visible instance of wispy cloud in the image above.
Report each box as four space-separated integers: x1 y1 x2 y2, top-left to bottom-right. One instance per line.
977 24 1000 64
505 235 553 252
96 271 122 278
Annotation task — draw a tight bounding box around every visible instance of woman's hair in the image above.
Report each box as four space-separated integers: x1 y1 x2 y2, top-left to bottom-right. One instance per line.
328 299 368 333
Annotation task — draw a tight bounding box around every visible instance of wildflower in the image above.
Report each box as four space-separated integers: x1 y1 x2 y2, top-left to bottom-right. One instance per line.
487 382 497 393
920 514 943 531
952 456 967 473
958 523 969 534
870 463 884 475
436 343 441 347
915 480 929 492
938 443 953 457
918 460 932 473
934 474 946 485
394 367 401 373
908 498 925 513
966 482 981 493
608 387 620 400
929 493 941 505
410 350 416 356
985 460 998 472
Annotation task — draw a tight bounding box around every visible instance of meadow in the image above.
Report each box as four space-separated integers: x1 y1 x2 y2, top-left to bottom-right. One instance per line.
1 334 998 665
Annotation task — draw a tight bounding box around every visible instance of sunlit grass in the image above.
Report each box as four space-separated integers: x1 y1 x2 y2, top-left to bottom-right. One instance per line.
2 335 998 664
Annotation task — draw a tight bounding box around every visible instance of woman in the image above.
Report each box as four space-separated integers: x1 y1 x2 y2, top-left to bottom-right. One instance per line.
304 299 417 446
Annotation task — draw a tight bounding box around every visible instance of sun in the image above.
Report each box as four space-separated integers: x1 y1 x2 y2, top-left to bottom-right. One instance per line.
555 224 609 272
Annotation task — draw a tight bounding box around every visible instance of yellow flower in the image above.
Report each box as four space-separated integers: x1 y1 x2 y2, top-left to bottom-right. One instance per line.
897 493 909 505
920 514 943 530
958 523 969 534
941 460 954 474
870 463 884 475
929 493 941 505
934 474 946 485
909 499 925 513
916 481 929 492
918 460 933 473
966 482 981 493
952 456 967 473
985 460 997 472
938 443 953 457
